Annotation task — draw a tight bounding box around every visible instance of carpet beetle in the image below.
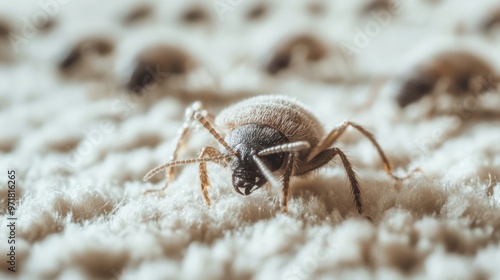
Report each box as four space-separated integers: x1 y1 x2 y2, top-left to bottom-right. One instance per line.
126 45 195 94
396 51 499 110
266 34 328 75
143 95 416 213
59 37 114 77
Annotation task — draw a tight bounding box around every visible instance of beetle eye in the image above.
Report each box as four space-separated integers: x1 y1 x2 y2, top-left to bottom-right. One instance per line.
260 153 285 172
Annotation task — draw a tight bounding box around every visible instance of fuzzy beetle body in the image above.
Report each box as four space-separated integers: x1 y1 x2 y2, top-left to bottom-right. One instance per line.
144 96 414 213
215 96 323 195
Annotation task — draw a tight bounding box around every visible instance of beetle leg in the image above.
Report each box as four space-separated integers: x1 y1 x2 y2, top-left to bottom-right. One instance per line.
298 148 363 214
198 146 226 206
307 121 418 181
144 146 227 197
281 153 295 212
165 101 213 185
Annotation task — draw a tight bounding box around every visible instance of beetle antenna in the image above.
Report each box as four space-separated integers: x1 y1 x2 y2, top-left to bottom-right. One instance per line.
252 155 280 188
143 154 234 181
258 141 310 156
194 112 236 154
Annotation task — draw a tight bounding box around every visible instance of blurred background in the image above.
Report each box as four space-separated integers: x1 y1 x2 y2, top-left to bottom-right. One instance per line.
1 0 500 279
1 0 500 181
2 0 500 109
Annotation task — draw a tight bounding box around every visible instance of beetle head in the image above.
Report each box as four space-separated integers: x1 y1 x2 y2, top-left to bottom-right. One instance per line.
224 124 288 196
230 144 285 196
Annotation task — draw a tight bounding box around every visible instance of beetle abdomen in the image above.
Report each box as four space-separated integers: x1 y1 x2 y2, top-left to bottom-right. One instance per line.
215 95 324 146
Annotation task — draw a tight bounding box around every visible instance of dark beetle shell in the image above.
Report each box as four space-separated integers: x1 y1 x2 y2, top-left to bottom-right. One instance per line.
0 22 10 38
39 18 57 33
123 5 153 25
362 0 392 14
181 6 210 24
0 20 13 62
246 3 268 21
59 37 114 72
0 20 11 40
266 35 327 75
126 45 195 93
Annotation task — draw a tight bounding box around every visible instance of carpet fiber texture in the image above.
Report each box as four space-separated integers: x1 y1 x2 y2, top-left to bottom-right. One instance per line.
1 0 500 279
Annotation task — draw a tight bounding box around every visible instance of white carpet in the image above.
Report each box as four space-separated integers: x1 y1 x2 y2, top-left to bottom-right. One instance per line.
1 0 500 279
